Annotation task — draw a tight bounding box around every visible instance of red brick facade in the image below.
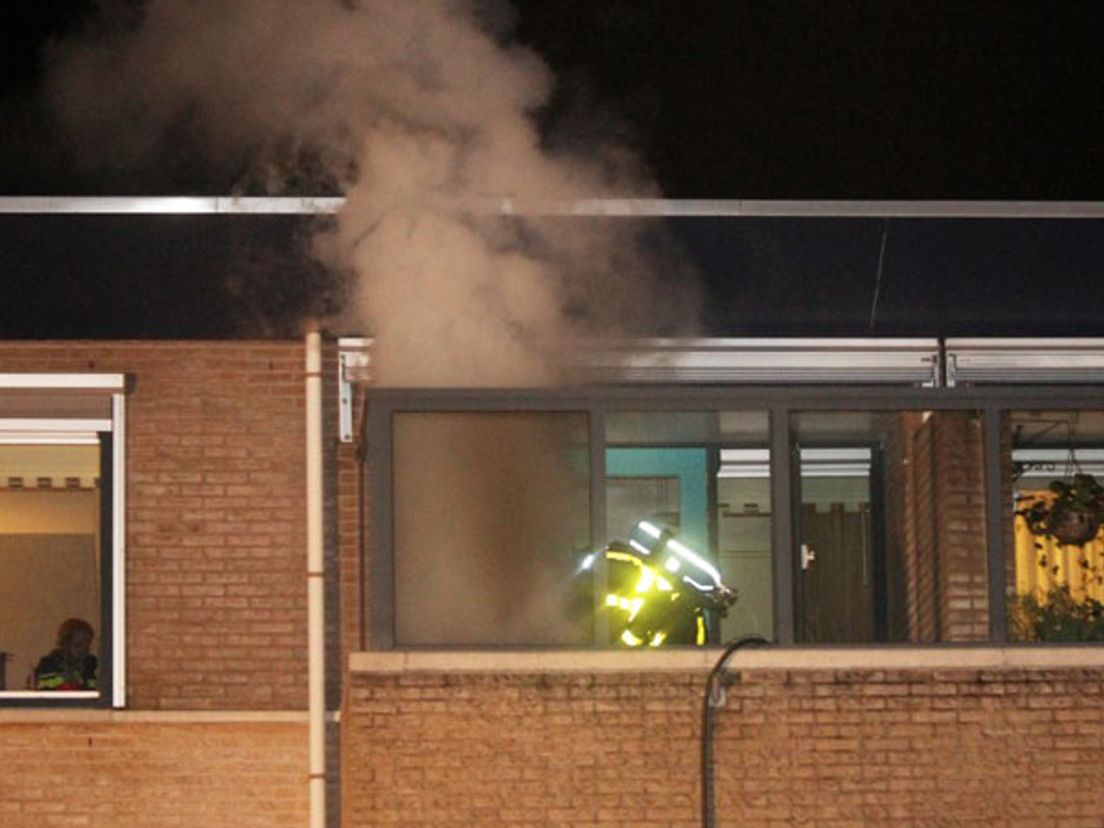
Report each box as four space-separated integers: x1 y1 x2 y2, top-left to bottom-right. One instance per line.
892 411 990 642
3 340 1103 827
1 718 307 827
0 342 313 827
0 341 313 709
344 658 1104 827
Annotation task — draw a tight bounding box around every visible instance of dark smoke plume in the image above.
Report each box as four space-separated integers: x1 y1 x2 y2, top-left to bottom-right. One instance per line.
46 0 702 384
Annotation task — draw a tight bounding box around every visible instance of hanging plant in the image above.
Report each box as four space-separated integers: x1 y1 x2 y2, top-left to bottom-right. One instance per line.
1018 472 1104 546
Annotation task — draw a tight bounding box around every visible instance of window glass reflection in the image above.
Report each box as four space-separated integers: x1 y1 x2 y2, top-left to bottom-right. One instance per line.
1007 411 1104 642
605 412 771 645
795 411 989 643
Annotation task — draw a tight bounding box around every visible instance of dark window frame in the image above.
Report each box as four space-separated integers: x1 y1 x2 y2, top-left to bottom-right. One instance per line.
364 385 1104 649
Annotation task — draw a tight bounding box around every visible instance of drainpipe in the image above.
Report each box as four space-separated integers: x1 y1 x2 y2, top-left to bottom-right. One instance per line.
701 636 770 828
305 327 326 828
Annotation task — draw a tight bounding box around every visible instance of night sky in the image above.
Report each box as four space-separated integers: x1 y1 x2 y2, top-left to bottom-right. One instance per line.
2 1 1104 339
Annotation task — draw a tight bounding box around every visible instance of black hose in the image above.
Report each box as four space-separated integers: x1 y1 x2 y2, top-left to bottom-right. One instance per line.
701 635 770 828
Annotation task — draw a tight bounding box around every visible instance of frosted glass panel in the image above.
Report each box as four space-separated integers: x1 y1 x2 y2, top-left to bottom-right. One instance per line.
393 412 590 646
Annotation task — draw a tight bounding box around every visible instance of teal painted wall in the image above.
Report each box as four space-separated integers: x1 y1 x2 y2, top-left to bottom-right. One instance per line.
606 447 709 553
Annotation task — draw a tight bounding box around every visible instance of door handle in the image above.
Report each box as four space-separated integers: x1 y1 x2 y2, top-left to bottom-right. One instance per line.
801 543 817 571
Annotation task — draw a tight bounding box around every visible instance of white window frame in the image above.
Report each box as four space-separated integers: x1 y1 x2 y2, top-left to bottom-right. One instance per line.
0 374 126 707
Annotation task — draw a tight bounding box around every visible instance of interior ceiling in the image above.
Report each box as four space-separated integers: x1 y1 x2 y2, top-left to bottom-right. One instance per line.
0 444 99 478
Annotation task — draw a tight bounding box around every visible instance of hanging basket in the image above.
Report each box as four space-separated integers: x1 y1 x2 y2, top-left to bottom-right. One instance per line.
1046 506 1104 546
1020 473 1104 546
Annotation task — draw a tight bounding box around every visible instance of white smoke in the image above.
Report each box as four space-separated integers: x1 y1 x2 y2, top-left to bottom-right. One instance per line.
46 0 701 384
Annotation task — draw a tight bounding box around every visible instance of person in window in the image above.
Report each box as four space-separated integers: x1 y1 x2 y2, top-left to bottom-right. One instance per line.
34 618 98 691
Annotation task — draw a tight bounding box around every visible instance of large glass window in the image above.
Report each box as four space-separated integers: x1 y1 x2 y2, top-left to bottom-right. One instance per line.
374 396 1104 648
1005 410 1104 642
385 407 773 648
604 411 771 645
794 410 989 643
0 378 123 705
0 444 105 695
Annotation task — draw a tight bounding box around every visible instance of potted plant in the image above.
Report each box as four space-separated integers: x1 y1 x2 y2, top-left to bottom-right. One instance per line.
1017 472 1104 546
1010 585 1104 641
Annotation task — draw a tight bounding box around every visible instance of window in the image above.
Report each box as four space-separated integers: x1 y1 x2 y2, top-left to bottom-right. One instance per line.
0 375 125 706
793 410 989 643
1005 410 1104 642
605 411 772 644
391 411 591 646
366 377 1104 649
370 399 773 648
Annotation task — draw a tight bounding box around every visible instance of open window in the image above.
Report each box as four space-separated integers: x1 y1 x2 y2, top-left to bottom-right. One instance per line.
0 374 126 706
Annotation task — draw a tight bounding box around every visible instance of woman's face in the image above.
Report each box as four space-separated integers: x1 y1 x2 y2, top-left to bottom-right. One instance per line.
67 631 92 658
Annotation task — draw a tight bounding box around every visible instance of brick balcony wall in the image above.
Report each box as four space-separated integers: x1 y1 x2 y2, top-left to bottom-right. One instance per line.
343 663 1104 827
0 341 313 710
0 719 307 828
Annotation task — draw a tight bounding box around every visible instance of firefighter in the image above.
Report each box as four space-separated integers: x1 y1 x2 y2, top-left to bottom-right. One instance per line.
581 520 737 647
34 618 98 691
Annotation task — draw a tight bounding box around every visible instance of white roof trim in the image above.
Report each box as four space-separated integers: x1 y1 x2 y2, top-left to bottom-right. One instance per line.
600 337 941 350
2 197 1104 219
947 337 1104 349
517 199 1104 219
0 196 344 215
945 339 1104 386
583 338 940 386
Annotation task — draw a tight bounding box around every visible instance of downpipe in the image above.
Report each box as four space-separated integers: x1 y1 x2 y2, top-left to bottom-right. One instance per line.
305 328 326 828
701 636 770 828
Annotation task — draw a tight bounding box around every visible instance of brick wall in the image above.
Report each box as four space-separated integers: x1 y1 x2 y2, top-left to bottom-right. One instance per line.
343 662 1104 827
0 341 311 709
0 719 307 827
882 412 918 641
931 413 990 639
900 412 990 642
907 413 941 640
0 341 334 828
